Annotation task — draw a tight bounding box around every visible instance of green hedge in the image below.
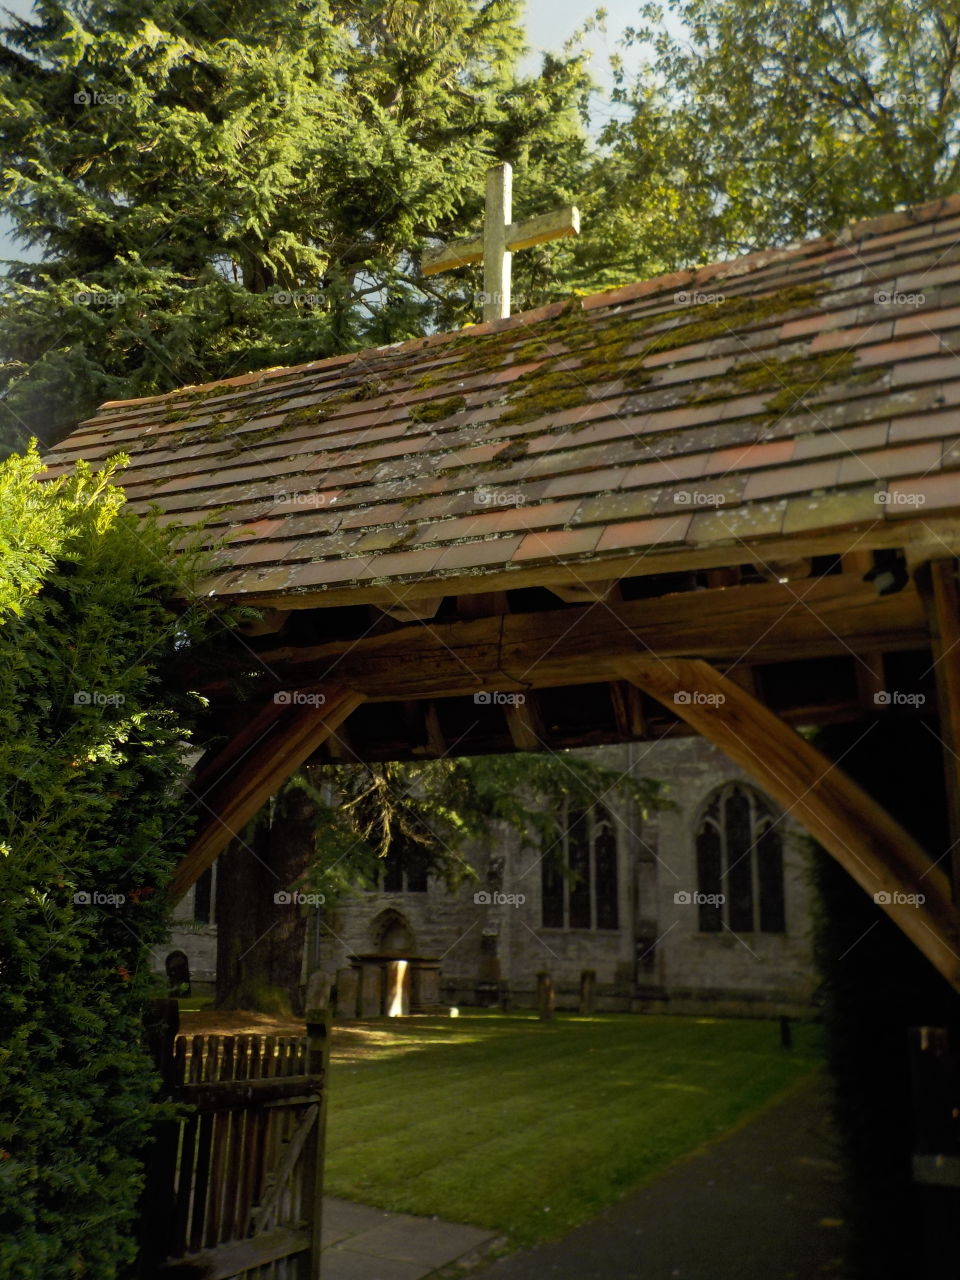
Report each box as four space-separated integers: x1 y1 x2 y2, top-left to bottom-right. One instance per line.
0 449 209 1278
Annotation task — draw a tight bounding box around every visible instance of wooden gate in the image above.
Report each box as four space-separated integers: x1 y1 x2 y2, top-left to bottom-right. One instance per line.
140 1009 329 1280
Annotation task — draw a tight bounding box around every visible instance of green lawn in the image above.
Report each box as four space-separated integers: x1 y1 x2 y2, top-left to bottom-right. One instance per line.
325 1011 822 1247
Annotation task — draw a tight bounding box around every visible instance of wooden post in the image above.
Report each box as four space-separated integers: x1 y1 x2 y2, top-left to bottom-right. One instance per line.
137 999 180 1279
303 1008 331 1280
579 970 596 1016
928 559 960 900
537 971 555 1021
908 1026 960 1278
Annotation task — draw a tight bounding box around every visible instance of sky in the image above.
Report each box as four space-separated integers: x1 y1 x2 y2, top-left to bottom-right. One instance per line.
0 0 652 262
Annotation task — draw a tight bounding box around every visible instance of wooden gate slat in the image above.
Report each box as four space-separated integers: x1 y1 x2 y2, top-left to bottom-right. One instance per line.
205 1036 235 1248
148 1018 326 1280
237 1038 265 1242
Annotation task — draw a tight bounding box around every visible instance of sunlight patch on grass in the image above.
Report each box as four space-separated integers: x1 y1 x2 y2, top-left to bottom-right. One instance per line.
325 1012 821 1248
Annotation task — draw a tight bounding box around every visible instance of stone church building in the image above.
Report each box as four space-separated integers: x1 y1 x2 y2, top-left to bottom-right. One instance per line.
163 737 817 1018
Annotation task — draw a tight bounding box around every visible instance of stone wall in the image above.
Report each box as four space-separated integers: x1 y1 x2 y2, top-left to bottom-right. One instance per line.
156 738 819 1018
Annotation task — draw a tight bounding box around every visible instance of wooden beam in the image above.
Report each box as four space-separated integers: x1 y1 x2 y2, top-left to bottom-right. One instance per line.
841 552 887 711
228 573 928 703
618 656 960 990
609 681 647 738
929 559 960 900
170 687 362 899
159 1226 309 1279
504 693 545 751
422 702 447 756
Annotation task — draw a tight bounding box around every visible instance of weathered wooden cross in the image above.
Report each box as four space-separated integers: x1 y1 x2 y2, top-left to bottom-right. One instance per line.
421 162 580 322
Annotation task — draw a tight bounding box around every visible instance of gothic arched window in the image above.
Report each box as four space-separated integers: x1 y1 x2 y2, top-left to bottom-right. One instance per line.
696 784 785 933
542 806 620 930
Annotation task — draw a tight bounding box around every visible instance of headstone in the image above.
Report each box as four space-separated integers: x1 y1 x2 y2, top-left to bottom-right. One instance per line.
537 971 555 1021
304 969 330 1016
165 949 191 997
579 969 596 1016
410 960 442 1012
335 966 359 1019
356 958 384 1018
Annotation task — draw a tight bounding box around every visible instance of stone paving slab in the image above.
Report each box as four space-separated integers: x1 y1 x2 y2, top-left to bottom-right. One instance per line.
322 1195 499 1280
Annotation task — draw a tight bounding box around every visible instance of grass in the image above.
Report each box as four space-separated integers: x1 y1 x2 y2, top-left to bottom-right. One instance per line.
324 1011 822 1247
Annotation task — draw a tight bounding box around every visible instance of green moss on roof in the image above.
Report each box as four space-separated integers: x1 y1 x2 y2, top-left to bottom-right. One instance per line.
408 394 467 424
691 347 858 413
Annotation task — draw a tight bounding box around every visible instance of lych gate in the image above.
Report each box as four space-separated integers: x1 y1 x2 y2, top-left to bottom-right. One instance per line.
47 190 960 1280
46 194 960 992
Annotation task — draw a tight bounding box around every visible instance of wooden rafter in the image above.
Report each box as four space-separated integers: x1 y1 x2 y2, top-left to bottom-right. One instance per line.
618 656 960 990
224 573 927 703
170 687 363 899
504 694 546 751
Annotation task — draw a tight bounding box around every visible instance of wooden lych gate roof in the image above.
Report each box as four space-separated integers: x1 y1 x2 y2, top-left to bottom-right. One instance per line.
49 196 960 989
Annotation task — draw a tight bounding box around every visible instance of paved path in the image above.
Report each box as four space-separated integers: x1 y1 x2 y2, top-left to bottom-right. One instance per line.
479 1071 849 1280
322 1196 500 1280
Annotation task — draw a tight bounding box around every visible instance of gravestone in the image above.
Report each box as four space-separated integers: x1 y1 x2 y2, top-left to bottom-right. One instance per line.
579 969 596 1016
165 949 191 997
537 971 555 1021
304 969 330 1014
335 966 359 1019
355 957 385 1018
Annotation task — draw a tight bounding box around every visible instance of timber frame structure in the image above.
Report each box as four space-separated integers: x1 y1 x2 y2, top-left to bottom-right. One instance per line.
47 197 960 990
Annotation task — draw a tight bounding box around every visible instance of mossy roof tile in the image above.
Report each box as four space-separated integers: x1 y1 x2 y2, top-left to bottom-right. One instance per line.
44 196 960 602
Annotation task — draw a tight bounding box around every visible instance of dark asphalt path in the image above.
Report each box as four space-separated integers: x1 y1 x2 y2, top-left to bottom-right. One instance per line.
480 1071 848 1280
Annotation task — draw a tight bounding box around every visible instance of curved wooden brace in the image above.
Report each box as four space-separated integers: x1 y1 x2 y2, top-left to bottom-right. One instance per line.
618 656 960 991
169 686 363 900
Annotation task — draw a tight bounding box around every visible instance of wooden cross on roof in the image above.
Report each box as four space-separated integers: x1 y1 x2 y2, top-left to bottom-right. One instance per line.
421 162 580 322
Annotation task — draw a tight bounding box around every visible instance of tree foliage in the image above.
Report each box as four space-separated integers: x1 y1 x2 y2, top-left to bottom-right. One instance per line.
572 0 960 286
0 0 590 453
0 447 211 1278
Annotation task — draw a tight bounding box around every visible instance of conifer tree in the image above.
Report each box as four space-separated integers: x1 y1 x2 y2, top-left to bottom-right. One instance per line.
0 0 589 452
